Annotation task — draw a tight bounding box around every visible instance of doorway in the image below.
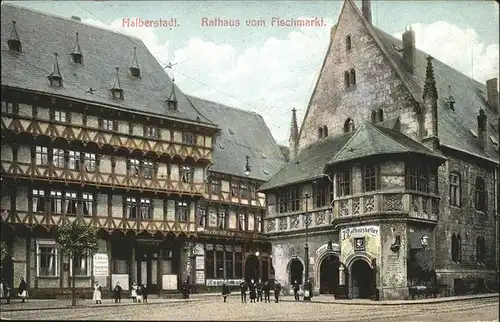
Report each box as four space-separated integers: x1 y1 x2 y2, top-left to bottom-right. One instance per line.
319 254 339 294
350 259 374 299
135 246 159 293
0 254 14 288
245 255 260 283
289 259 304 285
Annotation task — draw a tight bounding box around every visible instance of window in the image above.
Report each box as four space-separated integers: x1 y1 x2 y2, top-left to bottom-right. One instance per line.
238 213 246 231
138 198 151 219
235 252 243 279
323 125 328 137
449 172 461 207
225 251 234 279
250 186 257 200
197 207 206 227
182 132 196 145
54 110 67 123
180 166 193 184
64 192 78 214
216 250 224 278
68 151 80 170
278 190 289 213
170 130 175 141
344 71 350 88
363 165 378 192
290 188 300 211
318 127 323 139
100 119 114 131
451 233 462 263
1 101 17 114
346 35 352 50
350 69 356 86
37 240 58 277
52 148 65 168
35 146 49 166
371 108 384 123
82 153 96 172
50 190 63 214
217 209 226 229
211 179 221 195
476 236 486 264
82 193 94 216
32 189 45 213
176 201 189 222
475 177 487 212
231 183 240 197
128 159 140 177
206 250 215 279
343 118 354 133
126 197 138 219
378 109 384 122
255 215 262 232
143 161 154 179
144 126 159 139
337 169 351 197
314 180 331 208
240 183 248 199
406 163 430 192
71 254 89 276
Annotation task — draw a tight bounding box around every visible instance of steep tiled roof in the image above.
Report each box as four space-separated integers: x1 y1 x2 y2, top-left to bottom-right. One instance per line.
259 133 352 191
373 28 499 164
326 122 444 167
1 3 214 126
186 96 287 181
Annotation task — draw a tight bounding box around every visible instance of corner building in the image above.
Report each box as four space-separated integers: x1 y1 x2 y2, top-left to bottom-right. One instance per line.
260 0 499 300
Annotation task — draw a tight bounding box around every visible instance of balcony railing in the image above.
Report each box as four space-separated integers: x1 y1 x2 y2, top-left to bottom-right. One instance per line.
266 207 332 233
333 192 439 221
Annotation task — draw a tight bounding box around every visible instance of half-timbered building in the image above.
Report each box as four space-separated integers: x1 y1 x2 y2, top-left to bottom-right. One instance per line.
260 0 499 300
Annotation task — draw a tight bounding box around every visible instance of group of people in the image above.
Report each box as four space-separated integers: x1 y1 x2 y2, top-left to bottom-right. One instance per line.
92 281 149 304
221 279 283 303
292 279 314 301
0 277 28 304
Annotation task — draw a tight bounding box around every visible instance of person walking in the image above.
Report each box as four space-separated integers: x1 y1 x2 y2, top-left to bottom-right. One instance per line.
136 284 143 303
113 282 122 303
263 281 271 303
142 284 148 304
222 280 230 303
293 280 300 301
93 282 102 304
304 279 313 301
18 277 28 303
274 281 282 303
249 279 257 303
256 279 263 302
131 282 137 303
239 280 248 303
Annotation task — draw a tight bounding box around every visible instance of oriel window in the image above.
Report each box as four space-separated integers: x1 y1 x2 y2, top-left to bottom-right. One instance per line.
363 165 378 192
290 188 300 211
278 190 289 213
337 169 351 197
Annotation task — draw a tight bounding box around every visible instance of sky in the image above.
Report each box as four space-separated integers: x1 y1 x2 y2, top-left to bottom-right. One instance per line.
4 0 499 146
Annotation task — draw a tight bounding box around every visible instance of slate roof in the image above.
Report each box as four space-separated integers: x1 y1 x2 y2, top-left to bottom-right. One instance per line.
186 95 287 181
259 133 353 191
325 122 444 168
1 3 214 127
372 28 499 164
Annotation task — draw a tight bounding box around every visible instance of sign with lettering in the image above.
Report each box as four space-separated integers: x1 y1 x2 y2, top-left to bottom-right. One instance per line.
194 243 204 256
341 225 379 240
316 243 340 256
195 256 204 270
206 279 242 286
196 271 205 284
93 253 109 277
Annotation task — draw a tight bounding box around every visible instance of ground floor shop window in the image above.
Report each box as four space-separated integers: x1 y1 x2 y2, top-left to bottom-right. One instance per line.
70 254 90 276
37 240 58 277
205 245 243 279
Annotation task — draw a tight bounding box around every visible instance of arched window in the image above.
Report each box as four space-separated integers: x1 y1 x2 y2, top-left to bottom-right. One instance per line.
476 236 486 263
322 125 328 137
344 71 350 88
371 110 377 123
370 108 384 123
350 69 356 86
456 234 462 263
344 118 354 133
451 234 457 262
377 108 384 122
318 127 323 139
346 35 352 50
474 177 487 212
449 172 461 207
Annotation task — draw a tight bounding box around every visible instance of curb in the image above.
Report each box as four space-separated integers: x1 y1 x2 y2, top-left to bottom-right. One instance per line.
0 298 203 313
280 293 499 305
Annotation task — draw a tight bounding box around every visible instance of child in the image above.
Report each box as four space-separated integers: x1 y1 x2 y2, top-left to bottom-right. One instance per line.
131 282 137 303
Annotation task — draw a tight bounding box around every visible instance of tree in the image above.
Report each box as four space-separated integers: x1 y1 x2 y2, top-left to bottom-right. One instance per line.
56 217 99 306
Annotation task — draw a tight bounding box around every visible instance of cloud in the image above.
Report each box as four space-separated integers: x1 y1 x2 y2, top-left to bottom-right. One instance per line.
393 21 499 84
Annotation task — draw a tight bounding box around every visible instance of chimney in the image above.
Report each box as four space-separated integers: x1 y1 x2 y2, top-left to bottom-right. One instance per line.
477 109 487 150
362 0 372 24
486 78 498 112
402 26 416 74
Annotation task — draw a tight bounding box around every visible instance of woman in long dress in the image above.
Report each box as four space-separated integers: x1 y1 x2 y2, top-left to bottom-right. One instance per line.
93 283 102 304
18 277 28 303
131 283 137 303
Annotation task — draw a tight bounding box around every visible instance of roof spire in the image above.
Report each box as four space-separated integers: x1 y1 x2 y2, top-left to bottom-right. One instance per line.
110 67 124 99
8 20 22 52
48 53 63 87
130 46 141 78
70 32 83 64
422 56 438 100
166 77 177 110
288 108 299 160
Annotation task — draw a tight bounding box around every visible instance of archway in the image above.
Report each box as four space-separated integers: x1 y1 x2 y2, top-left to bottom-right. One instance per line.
350 259 374 299
1 254 14 288
289 259 304 285
319 254 340 294
245 255 260 283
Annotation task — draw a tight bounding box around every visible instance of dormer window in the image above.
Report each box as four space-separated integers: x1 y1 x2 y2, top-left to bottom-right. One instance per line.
130 46 141 78
318 127 323 139
346 35 352 50
350 69 356 86
371 108 384 123
110 67 124 100
343 118 354 133
48 53 63 88
323 125 328 137
7 21 22 52
70 32 83 64
166 77 178 111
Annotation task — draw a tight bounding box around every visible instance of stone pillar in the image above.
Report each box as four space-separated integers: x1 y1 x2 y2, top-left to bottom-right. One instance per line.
339 266 345 285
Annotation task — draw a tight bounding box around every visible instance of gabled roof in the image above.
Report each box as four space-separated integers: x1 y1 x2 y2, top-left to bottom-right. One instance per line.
1 3 214 127
325 122 444 168
186 95 287 181
259 132 353 191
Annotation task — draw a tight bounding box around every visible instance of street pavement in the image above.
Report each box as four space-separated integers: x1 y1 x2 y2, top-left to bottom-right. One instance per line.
0 294 498 321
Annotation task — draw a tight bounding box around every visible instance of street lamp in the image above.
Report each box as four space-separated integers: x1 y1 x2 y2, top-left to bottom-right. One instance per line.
304 193 310 300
